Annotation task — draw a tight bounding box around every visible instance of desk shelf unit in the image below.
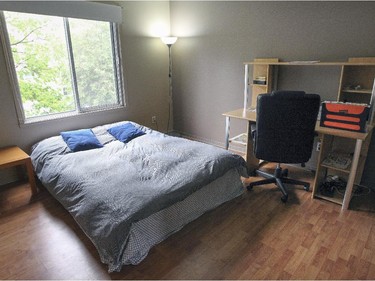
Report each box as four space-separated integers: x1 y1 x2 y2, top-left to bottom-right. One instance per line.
224 57 375 210
227 58 279 159
245 58 279 109
338 57 375 105
244 58 375 109
313 124 373 209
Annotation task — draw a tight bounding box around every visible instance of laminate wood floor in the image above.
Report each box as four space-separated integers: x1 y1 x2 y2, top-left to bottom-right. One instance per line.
1 164 375 280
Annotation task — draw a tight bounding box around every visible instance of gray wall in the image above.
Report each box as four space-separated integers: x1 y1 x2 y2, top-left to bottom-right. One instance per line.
170 1 375 186
0 1 171 184
1 1 375 187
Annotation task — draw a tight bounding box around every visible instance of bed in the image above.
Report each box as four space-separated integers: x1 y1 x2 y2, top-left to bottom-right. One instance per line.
30 121 248 272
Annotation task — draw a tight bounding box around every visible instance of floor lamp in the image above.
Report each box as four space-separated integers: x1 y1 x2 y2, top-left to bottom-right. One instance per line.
161 36 178 132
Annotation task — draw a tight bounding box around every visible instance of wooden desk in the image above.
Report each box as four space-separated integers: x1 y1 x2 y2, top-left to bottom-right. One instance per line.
223 107 374 210
0 146 38 195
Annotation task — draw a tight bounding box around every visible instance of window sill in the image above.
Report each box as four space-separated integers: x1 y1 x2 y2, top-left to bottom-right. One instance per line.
19 104 125 127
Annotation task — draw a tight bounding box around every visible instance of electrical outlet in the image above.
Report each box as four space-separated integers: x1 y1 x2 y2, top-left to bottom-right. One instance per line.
152 116 157 124
316 140 321 151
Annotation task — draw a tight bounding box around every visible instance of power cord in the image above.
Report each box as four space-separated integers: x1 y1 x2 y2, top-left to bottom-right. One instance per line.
321 175 371 197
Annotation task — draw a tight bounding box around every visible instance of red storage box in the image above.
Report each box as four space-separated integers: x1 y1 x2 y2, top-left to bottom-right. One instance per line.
320 101 370 132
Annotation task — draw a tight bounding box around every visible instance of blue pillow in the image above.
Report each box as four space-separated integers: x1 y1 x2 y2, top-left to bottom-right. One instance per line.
107 123 145 143
61 129 103 152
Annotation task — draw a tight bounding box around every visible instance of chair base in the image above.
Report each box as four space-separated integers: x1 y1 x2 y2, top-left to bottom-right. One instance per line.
246 165 310 203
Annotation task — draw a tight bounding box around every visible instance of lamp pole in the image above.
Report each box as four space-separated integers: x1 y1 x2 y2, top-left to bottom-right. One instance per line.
161 37 177 132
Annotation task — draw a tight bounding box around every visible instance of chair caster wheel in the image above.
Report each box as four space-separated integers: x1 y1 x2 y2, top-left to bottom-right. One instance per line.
281 169 288 177
248 169 256 177
281 195 288 203
304 184 310 191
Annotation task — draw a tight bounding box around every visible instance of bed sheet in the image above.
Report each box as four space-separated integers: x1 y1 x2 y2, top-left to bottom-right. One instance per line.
31 121 248 272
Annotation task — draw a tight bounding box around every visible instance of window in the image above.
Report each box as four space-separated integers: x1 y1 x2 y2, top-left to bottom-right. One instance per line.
1 11 124 124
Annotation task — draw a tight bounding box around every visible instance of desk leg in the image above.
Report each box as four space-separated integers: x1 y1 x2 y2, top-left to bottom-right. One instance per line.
246 121 259 174
225 116 230 150
341 139 362 210
25 158 38 195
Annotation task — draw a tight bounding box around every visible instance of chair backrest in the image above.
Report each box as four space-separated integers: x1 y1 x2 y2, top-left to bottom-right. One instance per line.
254 90 321 164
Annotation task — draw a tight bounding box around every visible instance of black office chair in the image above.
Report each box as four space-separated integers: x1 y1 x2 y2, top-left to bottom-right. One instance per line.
247 90 320 202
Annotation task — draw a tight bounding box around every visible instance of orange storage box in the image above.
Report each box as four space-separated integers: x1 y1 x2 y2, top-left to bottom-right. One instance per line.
320 101 370 132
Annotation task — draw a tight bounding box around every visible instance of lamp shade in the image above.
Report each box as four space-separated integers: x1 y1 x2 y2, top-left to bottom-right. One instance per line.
161 36 178 46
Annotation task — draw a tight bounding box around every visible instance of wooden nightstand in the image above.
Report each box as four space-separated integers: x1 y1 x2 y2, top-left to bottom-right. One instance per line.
0 146 38 195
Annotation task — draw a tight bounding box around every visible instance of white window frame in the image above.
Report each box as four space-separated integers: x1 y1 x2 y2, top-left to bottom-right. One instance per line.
0 8 125 125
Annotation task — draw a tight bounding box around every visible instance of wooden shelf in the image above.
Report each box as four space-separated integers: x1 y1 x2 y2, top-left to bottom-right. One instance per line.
320 163 351 174
341 89 372 94
338 59 375 105
251 83 267 87
314 192 344 205
315 122 372 140
247 58 279 108
229 133 248 146
318 152 364 174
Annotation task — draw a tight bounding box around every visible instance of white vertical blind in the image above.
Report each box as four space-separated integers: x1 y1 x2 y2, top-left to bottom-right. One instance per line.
0 1 122 23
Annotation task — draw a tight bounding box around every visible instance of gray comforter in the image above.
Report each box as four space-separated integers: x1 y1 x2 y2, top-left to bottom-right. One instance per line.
31 121 248 272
